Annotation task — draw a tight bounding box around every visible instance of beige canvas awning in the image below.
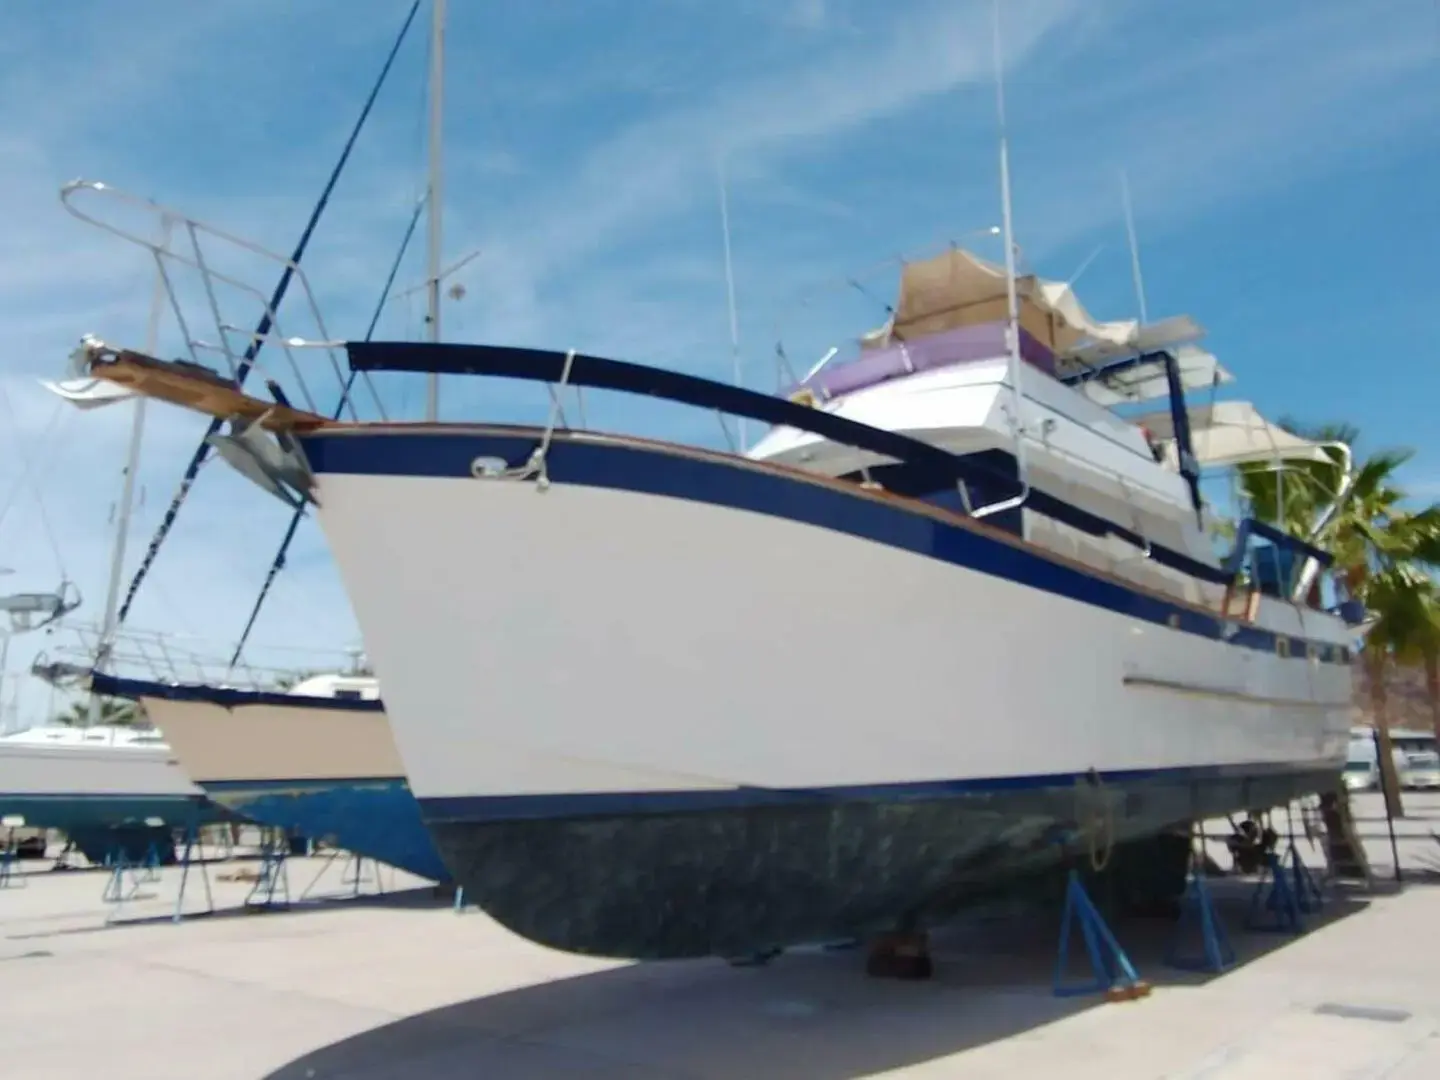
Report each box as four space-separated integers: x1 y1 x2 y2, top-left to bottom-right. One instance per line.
1135 400 1334 468
862 246 1193 357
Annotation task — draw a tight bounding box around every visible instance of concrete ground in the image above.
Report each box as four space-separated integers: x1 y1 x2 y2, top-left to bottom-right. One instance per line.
1 792 1439 1079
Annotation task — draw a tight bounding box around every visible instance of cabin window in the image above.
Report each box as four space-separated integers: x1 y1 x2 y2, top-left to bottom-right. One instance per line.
334 689 364 701
1275 638 1291 659
1167 613 1181 629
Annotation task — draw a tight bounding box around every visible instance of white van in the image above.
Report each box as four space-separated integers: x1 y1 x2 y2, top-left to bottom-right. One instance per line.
1342 756 1378 792
1350 726 1440 792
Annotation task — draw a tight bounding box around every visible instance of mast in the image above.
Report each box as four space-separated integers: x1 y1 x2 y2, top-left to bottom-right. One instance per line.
969 0 1030 527
1119 169 1149 324
89 261 166 727
424 0 446 421
718 158 744 449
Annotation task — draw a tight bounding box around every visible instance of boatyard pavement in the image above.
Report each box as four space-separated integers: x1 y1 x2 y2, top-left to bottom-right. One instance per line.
2 794 1440 1079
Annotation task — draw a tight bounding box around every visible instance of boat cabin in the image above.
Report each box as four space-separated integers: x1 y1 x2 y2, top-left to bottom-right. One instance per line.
748 246 1340 612
287 672 381 702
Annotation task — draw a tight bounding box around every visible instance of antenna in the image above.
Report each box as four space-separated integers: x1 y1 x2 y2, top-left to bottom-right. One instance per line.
424 0 447 421
718 157 745 449
970 0 1031 525
1119 168 1148 324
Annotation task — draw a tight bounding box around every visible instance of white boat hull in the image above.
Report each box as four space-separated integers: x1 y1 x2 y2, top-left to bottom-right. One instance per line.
0 740 208 840
299 426 1352 958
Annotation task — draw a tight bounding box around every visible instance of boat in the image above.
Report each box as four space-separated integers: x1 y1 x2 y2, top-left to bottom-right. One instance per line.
0 722 218 863
46 0 1357 959
58 232 1360 957
86 670 452 883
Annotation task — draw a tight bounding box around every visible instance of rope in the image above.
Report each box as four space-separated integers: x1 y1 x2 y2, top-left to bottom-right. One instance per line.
1076 772 1116 873
0 386 73 577
227 193 428 670
112 0 424 633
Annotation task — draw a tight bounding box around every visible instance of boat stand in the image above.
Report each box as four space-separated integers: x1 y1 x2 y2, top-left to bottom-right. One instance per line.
300 848 386 902
1165 862 1235 974
101 851 149 923
1053 868 1150 1001
136 841 164 883
171 814 215 923
1246 844 1322 933
244 831 292 911
0 845 21 890
0 824 23 890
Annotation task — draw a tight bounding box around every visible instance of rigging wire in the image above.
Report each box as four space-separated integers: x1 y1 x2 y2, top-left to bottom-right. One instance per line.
228 193 429 670
0 382 73 578
111 0 424 632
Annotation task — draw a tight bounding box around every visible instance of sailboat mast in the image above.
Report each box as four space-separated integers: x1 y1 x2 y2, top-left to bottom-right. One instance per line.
424 0 446 421
89 261 166 726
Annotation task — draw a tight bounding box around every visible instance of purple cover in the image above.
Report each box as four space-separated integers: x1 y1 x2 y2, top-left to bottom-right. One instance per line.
785 320 1054 401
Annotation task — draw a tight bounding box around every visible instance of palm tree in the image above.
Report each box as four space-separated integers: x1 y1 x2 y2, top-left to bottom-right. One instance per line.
1391 575 1440 759
53 696 143 727
1239 423 1440 819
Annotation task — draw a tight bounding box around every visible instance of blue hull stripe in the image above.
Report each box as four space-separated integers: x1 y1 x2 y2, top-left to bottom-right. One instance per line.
89 672 384 713
418 757 1342 824
299 429 1350 664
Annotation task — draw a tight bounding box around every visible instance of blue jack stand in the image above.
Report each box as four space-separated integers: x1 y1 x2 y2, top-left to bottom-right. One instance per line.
172 814 215 924
102 851 147 922
1054 868 1151 1001
0 847 19 889
244 835 291 911
1165 869 1235 973
137 841 163 883
1246 847 1317 933
1285 844 1324 915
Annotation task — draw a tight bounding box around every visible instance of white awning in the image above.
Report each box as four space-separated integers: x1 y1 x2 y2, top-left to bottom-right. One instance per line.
862 246 1204 359
40 376 137 410
1135 400 1334 468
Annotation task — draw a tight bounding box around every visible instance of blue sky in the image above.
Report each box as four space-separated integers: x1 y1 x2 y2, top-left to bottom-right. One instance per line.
0 0 1436 725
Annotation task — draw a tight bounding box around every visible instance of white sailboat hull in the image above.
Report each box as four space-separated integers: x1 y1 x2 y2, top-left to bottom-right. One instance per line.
0 740 206 836
128 691 450 882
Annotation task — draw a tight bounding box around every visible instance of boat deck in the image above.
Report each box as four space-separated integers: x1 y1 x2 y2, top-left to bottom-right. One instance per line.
1 794 1437 1079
